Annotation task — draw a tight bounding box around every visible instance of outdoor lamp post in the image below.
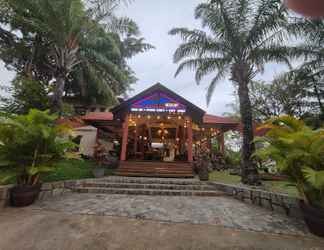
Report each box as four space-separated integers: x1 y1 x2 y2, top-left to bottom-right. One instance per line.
285 0 324 17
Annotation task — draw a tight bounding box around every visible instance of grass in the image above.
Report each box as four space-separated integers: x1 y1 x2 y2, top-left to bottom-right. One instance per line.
209 170 299 197
0 159 115 185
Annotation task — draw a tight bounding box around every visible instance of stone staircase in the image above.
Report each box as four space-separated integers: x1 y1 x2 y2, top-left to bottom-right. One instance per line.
72 177 224 197
115 161 194 178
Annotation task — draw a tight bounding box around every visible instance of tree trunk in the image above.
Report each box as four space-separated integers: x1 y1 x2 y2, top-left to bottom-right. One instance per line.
233 63 260 185
50 75 65 114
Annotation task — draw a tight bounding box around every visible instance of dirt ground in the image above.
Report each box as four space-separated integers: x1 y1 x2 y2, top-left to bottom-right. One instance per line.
0 208 323 250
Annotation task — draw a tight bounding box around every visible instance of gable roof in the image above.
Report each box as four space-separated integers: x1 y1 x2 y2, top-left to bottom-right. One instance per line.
82 112 113 121
110 83 206 123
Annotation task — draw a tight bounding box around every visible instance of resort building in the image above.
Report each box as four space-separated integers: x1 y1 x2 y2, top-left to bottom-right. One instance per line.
79 83 240 177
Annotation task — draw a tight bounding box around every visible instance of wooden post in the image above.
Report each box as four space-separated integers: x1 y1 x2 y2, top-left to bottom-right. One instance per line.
134 126 138 155
120 115 129 161
187 117 193 162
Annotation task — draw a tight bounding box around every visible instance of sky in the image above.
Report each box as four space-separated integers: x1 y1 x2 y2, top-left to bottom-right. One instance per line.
0 0 289 115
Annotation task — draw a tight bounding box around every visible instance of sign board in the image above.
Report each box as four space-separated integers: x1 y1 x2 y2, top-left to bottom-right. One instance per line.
130 91 186 114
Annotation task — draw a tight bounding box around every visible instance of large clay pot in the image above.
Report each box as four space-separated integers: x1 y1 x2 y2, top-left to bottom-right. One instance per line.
300 201 324 237
10 184 41 207
285 0 324 17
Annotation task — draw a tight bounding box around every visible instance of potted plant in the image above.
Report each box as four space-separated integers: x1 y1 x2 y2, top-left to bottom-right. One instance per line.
92 142 106 178
254 116 324 237
0 109 77 207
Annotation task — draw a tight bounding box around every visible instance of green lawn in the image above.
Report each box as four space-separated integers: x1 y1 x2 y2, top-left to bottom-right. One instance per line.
0 159 114 185
209 170 299 197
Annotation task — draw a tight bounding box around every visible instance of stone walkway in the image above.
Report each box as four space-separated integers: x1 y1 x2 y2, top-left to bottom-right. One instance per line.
2 208 324 250
32 193 310 237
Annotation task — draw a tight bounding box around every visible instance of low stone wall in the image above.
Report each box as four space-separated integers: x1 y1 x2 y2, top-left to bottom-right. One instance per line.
0 178 97 209
208 181 303 218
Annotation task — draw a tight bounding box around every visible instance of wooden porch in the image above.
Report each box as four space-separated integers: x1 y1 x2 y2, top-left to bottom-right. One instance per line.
115 161 194 178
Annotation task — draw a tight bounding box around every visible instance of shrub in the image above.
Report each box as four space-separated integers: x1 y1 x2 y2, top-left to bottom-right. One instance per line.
254 116 324 209
0 109 77 186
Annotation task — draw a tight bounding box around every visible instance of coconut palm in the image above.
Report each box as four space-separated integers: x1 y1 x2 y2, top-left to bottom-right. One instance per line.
169 0 297 184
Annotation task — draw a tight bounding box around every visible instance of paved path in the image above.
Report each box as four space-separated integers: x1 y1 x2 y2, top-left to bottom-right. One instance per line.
1 208 324 250
32 193 309 236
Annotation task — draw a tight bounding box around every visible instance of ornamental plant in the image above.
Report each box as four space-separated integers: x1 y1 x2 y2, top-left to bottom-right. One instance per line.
254 116 324 209
0 109 77 186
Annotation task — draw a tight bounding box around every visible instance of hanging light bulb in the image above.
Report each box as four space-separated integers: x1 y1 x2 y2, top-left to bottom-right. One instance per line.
147 115 151 119
157 115 160 119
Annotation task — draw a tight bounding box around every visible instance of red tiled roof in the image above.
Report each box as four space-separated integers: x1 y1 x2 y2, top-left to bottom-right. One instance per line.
82 112 114 121
254 127 270 137
56 117 85 128
203 114 239 124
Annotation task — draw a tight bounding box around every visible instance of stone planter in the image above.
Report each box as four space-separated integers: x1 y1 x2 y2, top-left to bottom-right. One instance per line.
92 168 105 178
10 184 41 207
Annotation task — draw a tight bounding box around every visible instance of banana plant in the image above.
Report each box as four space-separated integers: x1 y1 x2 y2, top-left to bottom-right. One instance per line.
254 116 324 208
0 109 78 186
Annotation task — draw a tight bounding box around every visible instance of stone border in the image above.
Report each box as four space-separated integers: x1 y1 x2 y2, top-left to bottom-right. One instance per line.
0 178 98 209
1 178 303 219
208 181 303 218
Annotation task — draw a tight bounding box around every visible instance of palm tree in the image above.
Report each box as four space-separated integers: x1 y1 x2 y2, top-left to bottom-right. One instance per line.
69 18 154 107
287 19 324 122
169 0 296 185
7 0 86 113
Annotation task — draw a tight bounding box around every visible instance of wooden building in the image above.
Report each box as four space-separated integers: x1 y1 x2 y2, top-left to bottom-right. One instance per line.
82 83 239 177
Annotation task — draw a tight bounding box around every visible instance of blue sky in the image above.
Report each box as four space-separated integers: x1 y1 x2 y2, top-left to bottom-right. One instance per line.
0 0 290 115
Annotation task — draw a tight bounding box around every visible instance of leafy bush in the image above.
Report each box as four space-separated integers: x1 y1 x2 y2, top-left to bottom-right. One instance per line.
254 116 324 209
0 109 77 186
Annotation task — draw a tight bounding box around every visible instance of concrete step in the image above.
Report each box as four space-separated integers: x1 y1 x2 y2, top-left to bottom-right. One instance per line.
72 186 224 197
114 172 194 178
81 182 216 191
100 177 201 185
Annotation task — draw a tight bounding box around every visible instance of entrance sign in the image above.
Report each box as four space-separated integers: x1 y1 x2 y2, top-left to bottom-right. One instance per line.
130 91 186 114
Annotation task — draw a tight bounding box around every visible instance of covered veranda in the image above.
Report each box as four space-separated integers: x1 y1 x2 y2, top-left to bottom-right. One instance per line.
82 83 239 177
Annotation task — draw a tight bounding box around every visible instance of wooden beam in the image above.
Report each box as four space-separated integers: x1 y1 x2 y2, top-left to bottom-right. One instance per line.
120 115 129 161
187 117 193 162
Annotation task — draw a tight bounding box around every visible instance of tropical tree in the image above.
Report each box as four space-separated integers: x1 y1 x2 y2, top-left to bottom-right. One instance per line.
0 0 153 113
169 0 297 184
3 0 86 113
287 19 324 122
249 77 309 121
